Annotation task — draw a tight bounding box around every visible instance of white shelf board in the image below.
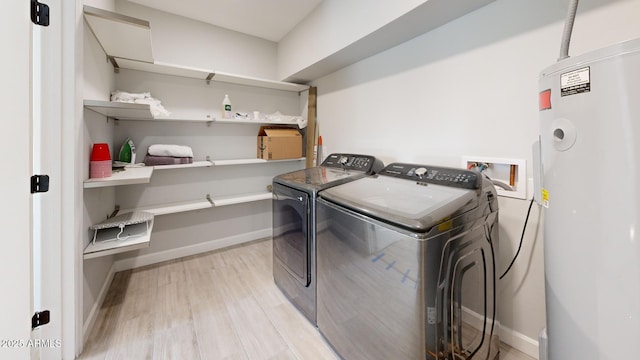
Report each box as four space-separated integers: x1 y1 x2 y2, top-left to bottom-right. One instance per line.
120 199 213 216
210 157 305 166
211 192 273 207
83 220 154 259
213 71 309 92
113 59 309 92
112 59 309 92
150 116 214 123
211 118 299 126
115 58 213 80
117 192 270 216
84 99 213 122
211 158 266 166
84 166 153 188
268 157 306 163
84 100 303 124
84 99 154 120
153 161 213 170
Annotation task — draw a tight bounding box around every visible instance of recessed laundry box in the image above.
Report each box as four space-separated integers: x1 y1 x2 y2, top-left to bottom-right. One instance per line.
257 126 302 160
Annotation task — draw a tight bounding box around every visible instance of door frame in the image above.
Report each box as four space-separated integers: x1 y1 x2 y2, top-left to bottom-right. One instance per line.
60 1 84 358
32 0 64 358
32 1 82 359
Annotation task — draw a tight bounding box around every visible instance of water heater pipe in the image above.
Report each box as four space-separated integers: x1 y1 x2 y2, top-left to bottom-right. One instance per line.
558 0 580 61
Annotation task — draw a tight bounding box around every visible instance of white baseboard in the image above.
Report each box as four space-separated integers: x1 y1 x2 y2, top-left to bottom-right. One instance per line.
499 325 539 359
82 262 116 345
462 306 539 359
114 228 272 272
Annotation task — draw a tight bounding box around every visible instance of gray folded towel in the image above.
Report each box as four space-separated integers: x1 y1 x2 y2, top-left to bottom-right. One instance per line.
143 154 193 166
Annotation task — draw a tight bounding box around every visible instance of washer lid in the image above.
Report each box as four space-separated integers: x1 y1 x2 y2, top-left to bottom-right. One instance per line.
274 166 368 192
319 176 478 232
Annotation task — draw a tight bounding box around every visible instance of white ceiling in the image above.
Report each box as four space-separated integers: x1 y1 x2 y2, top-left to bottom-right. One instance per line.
127 0 323 42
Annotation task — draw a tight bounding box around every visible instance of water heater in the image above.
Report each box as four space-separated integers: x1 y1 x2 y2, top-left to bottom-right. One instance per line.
538 37 640 359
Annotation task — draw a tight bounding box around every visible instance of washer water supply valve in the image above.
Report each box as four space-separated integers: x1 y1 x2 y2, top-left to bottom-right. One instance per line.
462 156 527 199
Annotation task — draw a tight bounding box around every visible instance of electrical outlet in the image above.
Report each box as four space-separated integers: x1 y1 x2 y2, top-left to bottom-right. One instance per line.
461 156 527 199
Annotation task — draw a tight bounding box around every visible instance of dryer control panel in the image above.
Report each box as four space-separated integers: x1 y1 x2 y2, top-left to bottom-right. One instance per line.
321 153 384 173
380 163 481 190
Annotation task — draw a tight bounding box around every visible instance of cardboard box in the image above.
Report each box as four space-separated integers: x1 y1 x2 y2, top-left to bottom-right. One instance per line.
257 126 302 160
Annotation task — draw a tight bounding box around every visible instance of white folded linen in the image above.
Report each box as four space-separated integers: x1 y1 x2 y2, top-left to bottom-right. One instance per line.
147 144 194 158
110 90 150 103
133 98 171 117
111 90 171 117
265 111 307 129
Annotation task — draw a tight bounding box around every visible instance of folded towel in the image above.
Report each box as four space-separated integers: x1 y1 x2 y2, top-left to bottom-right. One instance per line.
110 91 151 103
147 144 194 158
265 111 307 129
134 98 171 117
143 154 193 166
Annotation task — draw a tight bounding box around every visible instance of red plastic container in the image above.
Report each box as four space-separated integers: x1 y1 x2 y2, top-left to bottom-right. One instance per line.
90 143 112 178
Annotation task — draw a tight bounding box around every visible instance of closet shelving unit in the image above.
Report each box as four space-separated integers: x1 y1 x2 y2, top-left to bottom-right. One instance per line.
83 5 310 258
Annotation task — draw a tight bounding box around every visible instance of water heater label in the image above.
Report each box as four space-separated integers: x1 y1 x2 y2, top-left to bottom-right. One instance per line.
561 67 590 96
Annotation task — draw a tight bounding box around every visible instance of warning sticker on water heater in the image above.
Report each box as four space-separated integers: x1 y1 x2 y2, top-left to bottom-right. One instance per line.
560 67 590 96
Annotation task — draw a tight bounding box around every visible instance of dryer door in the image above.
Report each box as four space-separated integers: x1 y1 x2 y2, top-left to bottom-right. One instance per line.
272 184 310 286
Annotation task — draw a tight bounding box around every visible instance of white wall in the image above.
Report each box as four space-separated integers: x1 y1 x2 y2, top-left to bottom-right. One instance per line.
81 0 118 335
277 0 495 82
310 0 640 356
115 0 278 79
278 0 426 80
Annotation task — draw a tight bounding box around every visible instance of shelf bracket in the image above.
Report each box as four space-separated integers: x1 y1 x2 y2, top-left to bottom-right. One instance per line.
108 205 120 219
205 73 214 85
108 56 120 74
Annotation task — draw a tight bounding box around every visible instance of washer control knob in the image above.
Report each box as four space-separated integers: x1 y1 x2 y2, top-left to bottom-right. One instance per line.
339 156 350 170
415 167 427 179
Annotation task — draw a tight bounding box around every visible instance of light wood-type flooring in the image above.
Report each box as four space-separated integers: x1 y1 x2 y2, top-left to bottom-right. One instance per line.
79 239 536 360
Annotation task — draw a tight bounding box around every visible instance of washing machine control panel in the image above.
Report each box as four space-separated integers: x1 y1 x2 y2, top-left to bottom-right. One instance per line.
380 163 481 190
321 153 383 173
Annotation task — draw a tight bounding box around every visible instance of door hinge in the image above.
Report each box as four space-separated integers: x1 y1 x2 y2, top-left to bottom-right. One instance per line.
32 310 50 329
31 174 50 194
31 0 50 26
